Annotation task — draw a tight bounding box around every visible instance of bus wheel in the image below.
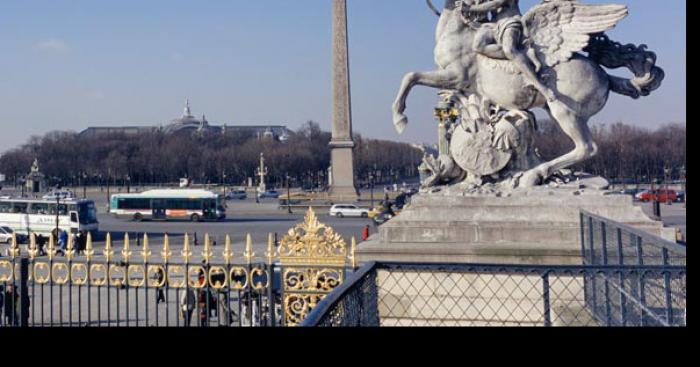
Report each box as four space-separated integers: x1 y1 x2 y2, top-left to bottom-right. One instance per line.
134 213 144 222
191 214 201 222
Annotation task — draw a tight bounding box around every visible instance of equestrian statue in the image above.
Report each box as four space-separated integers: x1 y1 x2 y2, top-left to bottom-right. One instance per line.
395 0 664 189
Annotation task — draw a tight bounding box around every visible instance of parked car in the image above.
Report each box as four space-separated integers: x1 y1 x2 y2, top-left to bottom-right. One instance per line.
636 189 678 203
0 226 27 244
258 190 280 199
676 191 685 203
42 190 76 200
227 190 248 200
330 204 370 218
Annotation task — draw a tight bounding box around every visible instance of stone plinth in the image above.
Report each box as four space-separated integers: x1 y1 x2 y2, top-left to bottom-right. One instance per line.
357 187 674 265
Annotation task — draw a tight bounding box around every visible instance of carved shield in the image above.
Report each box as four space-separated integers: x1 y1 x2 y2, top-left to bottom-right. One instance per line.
450 125 513 176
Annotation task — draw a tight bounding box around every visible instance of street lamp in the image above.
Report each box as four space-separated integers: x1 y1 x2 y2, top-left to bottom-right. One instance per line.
680 165 686 208
82 172 88 199
369 173 375 208
286 174 293 214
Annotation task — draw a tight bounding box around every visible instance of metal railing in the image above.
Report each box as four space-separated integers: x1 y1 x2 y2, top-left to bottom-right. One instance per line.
580 210 686 326
0 208 355 327
302 211 686 327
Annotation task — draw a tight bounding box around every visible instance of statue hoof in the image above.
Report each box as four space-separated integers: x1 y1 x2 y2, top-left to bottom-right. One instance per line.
518 170 544 188
394 115 408 135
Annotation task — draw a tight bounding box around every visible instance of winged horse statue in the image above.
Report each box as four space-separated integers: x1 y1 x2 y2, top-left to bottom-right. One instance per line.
393 0 664 188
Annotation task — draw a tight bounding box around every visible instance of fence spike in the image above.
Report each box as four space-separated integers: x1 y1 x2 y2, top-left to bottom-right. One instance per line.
161 234 172 263
244 234 255 264
9 232 20 259
66 231 75 260
47 233 56 260
85 232 94 261
142 233 151 263
103 233 113 262
28 233 38 259
122 232 132 262
350 236 357 269
203 233 212 264
223 234 234 264
182 233 192 264
266 233 275 264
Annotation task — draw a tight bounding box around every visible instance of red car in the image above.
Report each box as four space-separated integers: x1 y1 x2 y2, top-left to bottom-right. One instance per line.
636 189 678 203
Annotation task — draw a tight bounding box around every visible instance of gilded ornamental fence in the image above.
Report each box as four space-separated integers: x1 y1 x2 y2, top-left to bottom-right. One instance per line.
0 208 356 327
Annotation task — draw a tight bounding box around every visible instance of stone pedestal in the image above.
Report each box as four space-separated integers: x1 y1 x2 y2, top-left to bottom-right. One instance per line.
357 187 674 265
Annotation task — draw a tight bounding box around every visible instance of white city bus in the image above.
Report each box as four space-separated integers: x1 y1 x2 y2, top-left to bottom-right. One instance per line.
0 198 99 238
109 190 226 222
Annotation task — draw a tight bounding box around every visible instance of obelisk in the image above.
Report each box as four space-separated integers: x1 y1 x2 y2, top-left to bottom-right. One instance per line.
328 0 360 203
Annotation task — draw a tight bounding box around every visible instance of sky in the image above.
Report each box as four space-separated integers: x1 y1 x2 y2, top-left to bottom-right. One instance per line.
0 0 686 151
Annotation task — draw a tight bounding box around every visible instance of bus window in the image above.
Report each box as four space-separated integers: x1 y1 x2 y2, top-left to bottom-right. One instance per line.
118 198 151 210
12 202 28 214
29 203 50 215
0 202 11 213
49 204 69 216
78 202 98 224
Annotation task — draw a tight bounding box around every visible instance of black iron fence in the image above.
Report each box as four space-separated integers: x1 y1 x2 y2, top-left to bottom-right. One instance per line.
580 210 686 326
302 211 686 327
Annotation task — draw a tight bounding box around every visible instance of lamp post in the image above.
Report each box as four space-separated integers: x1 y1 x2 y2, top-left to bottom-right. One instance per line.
369 173 375 208
82 172 88 199
664 166 672 205
286 174 293 214
680 165 686 208
126 175 131 194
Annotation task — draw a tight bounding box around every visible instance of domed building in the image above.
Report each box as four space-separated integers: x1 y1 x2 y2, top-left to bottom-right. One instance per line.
80 99 291 142
163 99 210 134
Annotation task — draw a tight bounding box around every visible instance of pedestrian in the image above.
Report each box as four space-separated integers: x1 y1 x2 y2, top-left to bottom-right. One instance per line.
2 284 12 325
155 267 166 305
362 225 370 241
194 233 199 247
179 287 196 327
36 234 46 256
198 274 209 326
57 230 68 256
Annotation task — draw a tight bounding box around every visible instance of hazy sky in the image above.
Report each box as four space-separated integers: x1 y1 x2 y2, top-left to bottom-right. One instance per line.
0 0 686 151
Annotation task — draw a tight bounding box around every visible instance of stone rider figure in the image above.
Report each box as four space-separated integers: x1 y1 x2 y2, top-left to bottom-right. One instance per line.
465 0 558 103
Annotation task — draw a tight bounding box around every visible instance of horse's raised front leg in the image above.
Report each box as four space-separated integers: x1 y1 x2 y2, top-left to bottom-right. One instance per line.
392 69 461 134
519 103 599 187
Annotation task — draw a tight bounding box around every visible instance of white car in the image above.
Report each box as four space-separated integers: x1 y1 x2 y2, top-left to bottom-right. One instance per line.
0 226 27 244
42 191 76 200
330 204 370 218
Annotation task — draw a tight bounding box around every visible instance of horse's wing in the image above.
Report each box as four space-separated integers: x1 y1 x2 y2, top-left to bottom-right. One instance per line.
523 1 628 68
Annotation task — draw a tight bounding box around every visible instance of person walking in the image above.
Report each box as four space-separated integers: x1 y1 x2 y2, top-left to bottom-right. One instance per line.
57 230 68 256
155 267 166 305
179 287 196 327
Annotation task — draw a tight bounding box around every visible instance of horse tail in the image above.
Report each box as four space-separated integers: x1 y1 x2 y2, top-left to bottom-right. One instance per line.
585 33 665 99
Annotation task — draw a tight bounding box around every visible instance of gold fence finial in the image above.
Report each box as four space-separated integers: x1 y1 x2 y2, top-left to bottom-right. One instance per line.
103 233 112 262
28 233 38 259
47 233 56 260
85 232 94 261
161 234 172 263
122 233 131 262
182 233 192 264
350 236 357 269
203 233 212 264
66 232 75 260
142 233 151 263
265 233 276 264
223 235 234 264
244 234 255 264
9 232 20 259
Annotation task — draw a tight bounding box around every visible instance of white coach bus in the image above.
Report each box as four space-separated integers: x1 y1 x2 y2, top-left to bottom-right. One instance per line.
109 190 226 222
0 198 99 238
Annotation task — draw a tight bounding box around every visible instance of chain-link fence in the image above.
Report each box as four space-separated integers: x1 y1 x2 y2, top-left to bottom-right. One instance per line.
302 211 686 327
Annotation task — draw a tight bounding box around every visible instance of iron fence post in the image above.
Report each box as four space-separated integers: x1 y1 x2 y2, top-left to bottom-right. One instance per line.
662 248 674 325
616 228 628 326
636 236 647 326
601 222 612 326
268 263 275 327
18 257 30 327
542 272 552 327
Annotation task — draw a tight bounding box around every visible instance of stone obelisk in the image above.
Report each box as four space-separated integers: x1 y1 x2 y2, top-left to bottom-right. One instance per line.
328 0 360 203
